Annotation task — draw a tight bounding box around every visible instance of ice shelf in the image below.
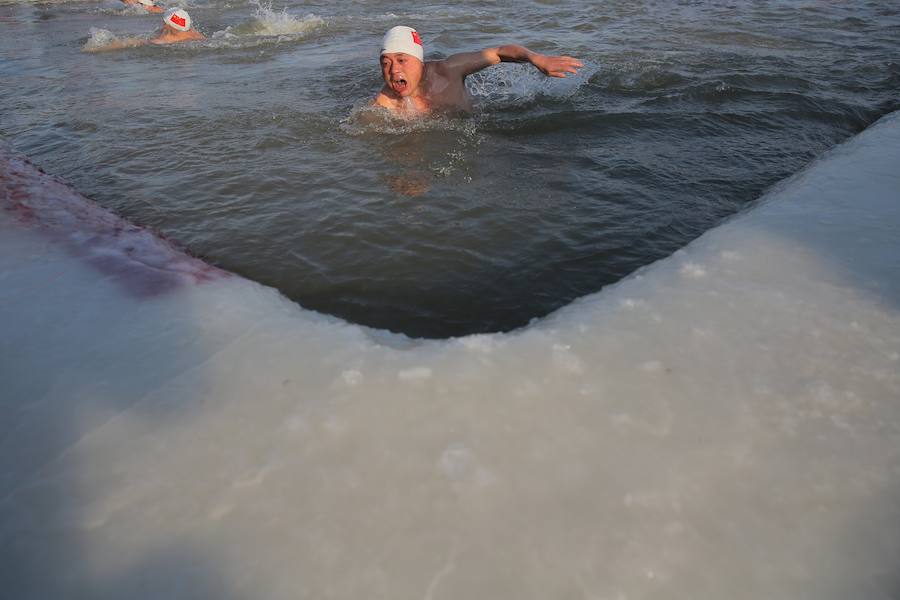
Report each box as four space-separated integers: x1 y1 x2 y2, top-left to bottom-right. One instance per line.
1 112 899 599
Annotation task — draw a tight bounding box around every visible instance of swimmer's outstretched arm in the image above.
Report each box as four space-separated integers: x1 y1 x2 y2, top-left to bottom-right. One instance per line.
442 45 583 78
84 37 149 52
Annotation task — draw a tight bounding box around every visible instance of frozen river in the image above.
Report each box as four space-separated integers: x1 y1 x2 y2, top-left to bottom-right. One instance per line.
2 0 900 596
2 110 900 598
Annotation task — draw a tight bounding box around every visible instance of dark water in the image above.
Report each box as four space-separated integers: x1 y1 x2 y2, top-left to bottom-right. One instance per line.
1 0 898 338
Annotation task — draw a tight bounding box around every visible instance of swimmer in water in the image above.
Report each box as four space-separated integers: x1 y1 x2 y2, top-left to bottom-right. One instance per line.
85 7 204 51
121 0 163 14
151 8 205 44
374 26 583 114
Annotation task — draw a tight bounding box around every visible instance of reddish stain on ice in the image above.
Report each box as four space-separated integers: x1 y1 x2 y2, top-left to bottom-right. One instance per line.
0 148 229 298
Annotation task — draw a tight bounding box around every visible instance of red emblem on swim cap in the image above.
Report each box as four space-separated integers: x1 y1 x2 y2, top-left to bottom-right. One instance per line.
170 13 187 27
411 30 422 46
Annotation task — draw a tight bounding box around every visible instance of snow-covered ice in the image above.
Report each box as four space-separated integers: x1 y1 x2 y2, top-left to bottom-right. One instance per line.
1 112 900 599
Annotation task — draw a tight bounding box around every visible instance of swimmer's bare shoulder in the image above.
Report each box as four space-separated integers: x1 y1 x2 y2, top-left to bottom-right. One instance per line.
151 29 206 45
436 51 495 80
373 88 396 109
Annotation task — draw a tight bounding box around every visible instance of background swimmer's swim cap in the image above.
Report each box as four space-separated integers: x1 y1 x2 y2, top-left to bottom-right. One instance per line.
381 26 424 62
137 0 157 6
163 7 192 31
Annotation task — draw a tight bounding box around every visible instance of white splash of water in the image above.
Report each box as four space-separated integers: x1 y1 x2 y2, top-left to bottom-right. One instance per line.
82 27 117 50
211 0 324 45
248 0 323 36
466 61 597 107
106 3 149 15
81 27 138 52
339 102 481 137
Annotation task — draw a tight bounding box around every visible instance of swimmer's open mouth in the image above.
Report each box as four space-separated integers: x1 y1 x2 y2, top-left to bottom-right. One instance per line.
392 78 409 94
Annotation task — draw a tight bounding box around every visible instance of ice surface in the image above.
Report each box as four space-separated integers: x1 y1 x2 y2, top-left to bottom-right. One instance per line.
2 112 900 599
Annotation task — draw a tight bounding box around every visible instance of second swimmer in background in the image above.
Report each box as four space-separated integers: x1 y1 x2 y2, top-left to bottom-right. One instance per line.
85 8 204 51
121 0 164 14
152 8 205 44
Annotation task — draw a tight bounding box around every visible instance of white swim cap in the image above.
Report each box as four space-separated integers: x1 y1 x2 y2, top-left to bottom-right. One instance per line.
381 26 424 62
137 0 156 6
163 7 192 32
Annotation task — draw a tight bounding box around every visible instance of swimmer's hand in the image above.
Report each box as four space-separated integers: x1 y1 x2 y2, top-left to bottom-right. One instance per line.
530 53 583 78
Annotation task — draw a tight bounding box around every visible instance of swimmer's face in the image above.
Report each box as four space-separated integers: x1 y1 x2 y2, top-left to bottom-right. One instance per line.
380 52 423 97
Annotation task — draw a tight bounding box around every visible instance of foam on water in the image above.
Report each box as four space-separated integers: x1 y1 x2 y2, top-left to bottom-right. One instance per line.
244 0 323 36
95 3 150 16
209 1 324 48
467 62 598 108
81 26 131 52
1 110 899 598
339 106 485 188
340 103 482 136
